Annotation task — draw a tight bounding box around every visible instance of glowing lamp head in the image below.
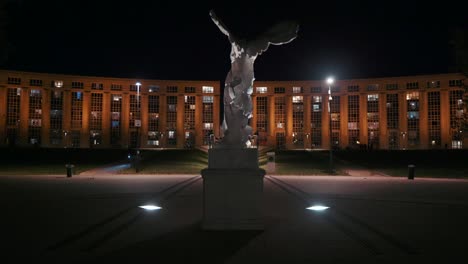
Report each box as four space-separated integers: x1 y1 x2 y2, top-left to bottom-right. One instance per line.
307 205 329 211
326 77 334 85
139 205 162 211
136 82 141 86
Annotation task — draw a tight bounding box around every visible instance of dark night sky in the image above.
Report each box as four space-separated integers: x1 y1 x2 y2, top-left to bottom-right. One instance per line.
3 1 467 82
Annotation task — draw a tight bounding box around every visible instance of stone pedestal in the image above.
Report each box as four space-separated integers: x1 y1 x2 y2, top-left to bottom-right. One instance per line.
201 148 265 230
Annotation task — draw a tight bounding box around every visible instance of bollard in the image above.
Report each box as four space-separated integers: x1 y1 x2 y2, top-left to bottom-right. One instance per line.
408 164 415 180
66 164 75 177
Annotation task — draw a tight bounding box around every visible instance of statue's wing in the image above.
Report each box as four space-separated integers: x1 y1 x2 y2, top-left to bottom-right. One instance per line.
247 21 299 56
210 10 236 43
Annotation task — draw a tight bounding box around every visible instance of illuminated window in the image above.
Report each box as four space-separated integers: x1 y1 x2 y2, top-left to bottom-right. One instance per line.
275 97 285 129
184 96 196 130
71 92 83 129
256 96 268 145
202 86 214 93
53 80 63 88
256 87 267 93
407 92 420 147
203 96 213 103
292 96 303 103
28 89 42 145
293 87 303 93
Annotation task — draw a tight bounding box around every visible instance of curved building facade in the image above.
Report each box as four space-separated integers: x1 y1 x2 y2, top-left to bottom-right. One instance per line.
0 70 466 149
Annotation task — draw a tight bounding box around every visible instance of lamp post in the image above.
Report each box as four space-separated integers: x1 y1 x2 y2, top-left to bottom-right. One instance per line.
326 77 334 173
135 82 141 172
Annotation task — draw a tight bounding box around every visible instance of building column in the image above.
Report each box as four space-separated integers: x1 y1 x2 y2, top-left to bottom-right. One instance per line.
399 92 408 149
140 92 148 148
121 92 130 149
322 95 331 149
0 86 7 146
419 91 429 149
19 87 29 147
359 94 368 147
102 92 111 147
440 89 450 148
268 95 275 148
379 92 388 149
285 95 293 149
177 95 185 148
340 95 348 149
81 91 91 148
303 95 311 149
41 88 51 147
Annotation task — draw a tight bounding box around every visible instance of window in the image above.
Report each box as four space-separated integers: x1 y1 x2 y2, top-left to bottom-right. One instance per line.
29 79 43 86
310 87 321 93
203 96 213 103
293 87 303 93
185 86 196 93
110 94 122 145
367 94 379 101
331 86 341 92
347 85 359 92
348 95 360 146
72 81 84 89
167 86 178 93
148 85 160 93
202 86 214 93
130 84 141 91
274 87 285 93
449 80 463 87
292 96 303 103
91 83 104 90
386 83 398 90
111 84 122 90
53 80 63 88
311 95 322 147
406 82 419 89
184 96 196 130
71 92 83 129
275 97 286 129
426 81 440 88
256 87 268 93
7 77 21 85
428 91 441 147
367 84 379 91
256 97 268 144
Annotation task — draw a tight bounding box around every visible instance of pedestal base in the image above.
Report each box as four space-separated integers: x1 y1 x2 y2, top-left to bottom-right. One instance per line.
201 148 265 230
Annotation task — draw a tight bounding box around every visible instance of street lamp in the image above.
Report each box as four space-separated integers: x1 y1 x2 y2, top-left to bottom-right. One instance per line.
135 82 142 172
326 77 334 173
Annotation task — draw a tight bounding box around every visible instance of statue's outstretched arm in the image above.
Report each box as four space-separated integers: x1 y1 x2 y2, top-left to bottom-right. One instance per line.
247 21 299 56
209 9 236 43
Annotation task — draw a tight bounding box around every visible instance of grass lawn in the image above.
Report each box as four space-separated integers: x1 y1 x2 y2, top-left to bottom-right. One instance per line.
120 149 208 174
0 148 128 175
266 150 348 175
334 149 468 179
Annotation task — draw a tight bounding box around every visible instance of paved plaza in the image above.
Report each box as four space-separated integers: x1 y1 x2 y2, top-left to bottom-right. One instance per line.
1 172 468 263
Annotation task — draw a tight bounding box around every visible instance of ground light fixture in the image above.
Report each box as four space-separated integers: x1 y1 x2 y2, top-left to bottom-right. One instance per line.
139 205 162 211
306 205 330 211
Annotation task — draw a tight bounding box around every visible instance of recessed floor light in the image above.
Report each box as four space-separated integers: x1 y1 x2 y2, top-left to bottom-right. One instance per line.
307 205 329 211
139 205 162 211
